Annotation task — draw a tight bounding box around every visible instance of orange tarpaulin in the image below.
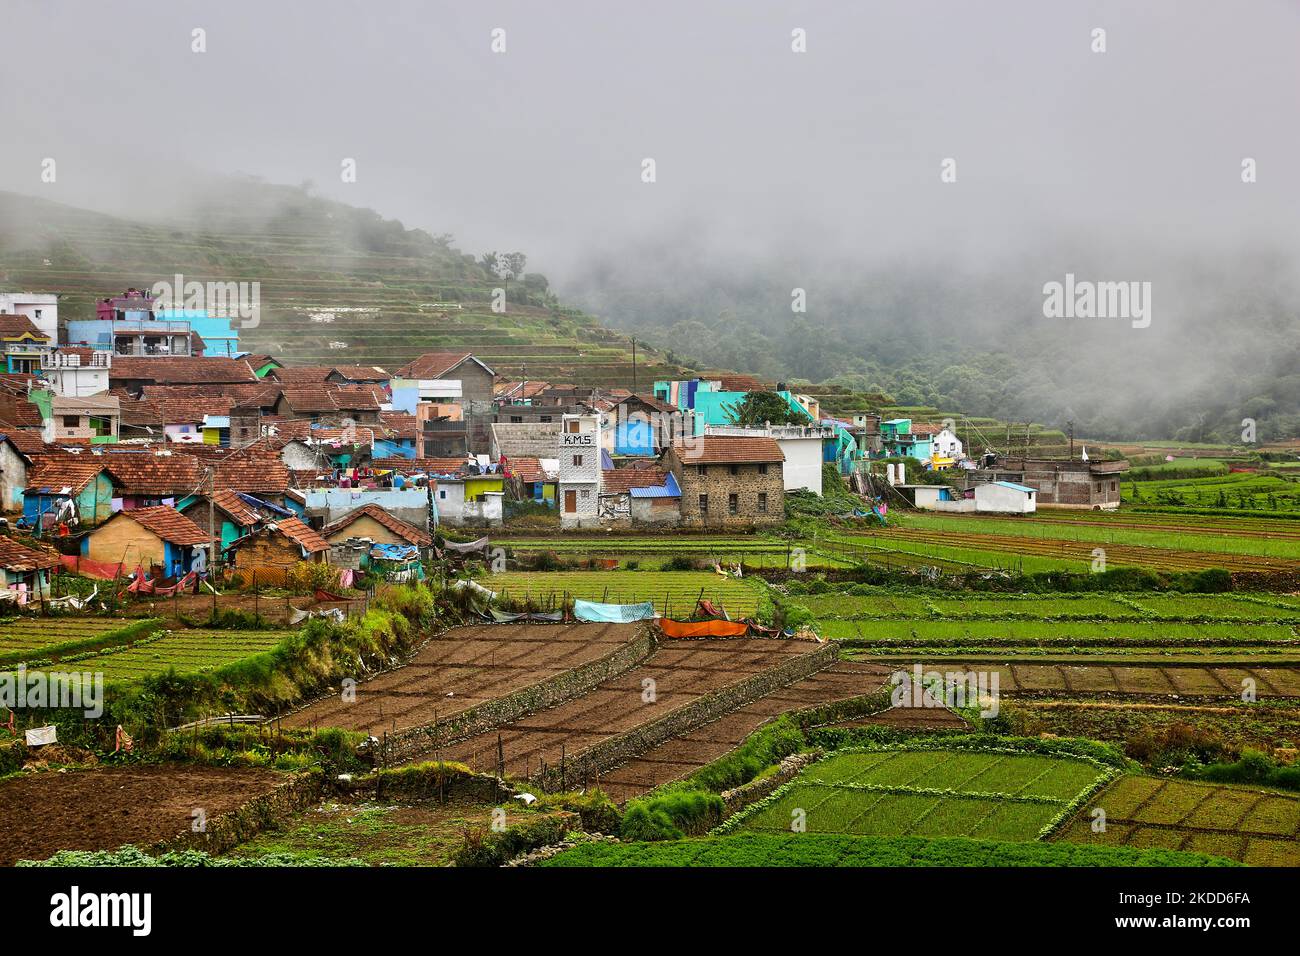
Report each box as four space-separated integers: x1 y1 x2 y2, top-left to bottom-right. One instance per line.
60 554 129 581
658 618 750 639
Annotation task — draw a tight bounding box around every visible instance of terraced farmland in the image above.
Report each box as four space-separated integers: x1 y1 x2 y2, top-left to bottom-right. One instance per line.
484 570 761 618
1059 776 1300 866
723 746 1113 841
29 628 293 682
499 535 851 569
0 617 162 666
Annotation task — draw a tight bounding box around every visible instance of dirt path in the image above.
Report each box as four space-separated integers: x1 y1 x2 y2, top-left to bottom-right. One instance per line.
0 765 283 866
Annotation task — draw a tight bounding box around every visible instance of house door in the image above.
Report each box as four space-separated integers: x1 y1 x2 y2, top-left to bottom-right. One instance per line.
564 490 577 513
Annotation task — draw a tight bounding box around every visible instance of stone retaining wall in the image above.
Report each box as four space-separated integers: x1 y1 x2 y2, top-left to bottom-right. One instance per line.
156 771 325 857
384 625 656 763
535 640 841 791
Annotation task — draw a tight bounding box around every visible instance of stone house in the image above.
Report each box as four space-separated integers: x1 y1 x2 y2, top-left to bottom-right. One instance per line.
662 436 785 528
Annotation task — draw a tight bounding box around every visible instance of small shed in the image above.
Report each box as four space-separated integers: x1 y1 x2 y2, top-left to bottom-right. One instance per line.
975 480 1037 514
226 517 330 571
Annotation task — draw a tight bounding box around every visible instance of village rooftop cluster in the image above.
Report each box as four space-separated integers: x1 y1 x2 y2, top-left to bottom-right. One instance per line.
0 288 1127 599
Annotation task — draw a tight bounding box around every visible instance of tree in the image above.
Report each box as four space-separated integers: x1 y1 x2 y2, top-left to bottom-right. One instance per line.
724 391 804 428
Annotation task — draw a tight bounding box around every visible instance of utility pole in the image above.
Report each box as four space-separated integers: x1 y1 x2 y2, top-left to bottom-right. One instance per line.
1067 420 1075 460
206 465 217 611
631 337 638 393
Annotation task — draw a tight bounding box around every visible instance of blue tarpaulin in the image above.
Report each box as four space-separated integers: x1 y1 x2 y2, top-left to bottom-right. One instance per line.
573 599 657 623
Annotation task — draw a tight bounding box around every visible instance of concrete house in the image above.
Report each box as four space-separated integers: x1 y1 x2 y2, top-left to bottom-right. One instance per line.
0 434 32 513
706 424 826 495
49 395 120 444
558 413 601 529
40 349 112 398
970 456 1130 510
321 503 433 549
392 352 497 453
0 314 54 375
82 505 211 576
663 436 785 528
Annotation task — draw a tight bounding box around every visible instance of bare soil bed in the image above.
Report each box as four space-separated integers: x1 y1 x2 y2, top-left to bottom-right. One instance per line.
426 637 822 783
283 623 639 735
869 660 1300 698
592 661 893 801
0 765 283 866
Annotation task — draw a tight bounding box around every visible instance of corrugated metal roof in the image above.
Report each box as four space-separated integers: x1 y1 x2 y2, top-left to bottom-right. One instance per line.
630 472 681 498
992 481 1036 493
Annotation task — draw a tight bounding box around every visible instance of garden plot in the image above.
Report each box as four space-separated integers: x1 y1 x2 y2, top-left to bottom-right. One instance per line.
1059 776 1300 866
283 622 640 735
0 617 161 666
426 637 821 781
0 765 284 866
723 746 1113 842
485 570 759 618
593 661 892 802
51 629 293 682
821 619 1296 645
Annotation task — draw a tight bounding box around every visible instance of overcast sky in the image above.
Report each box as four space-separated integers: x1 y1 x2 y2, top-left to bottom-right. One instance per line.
2 0 1297 282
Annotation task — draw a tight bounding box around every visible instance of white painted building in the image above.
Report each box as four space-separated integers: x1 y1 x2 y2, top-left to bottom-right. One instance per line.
974 481 1036 513
0 293 59 342
39 350 111 397
558 413 601 529
706 424 826 495
931 427 964 460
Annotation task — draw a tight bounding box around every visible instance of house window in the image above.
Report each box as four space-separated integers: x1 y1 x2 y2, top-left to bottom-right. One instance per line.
89 416 112 437
697 464 707 476
757 492 767 513
573 454 583 467
699 494 708 513
728 493 738 514
439 490 447 499
510 415 522 423
540 415 552 423
1111 481 1117 492
566 420 580 433
758 464 768 475
728 465 739 476
62 415 79 428
581 489 590 498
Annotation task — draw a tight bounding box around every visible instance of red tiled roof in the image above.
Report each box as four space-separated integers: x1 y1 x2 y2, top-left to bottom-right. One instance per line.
111 505 211 546
173 445 291 494
119 395 235 427
330 365 389 382
395 351 493 380
280 385 383 414
25 454 113 494
502 456 555 483
0 315 48 340
0 393 43 428
268 517 329 553
109 357 258 387
0 535 60 572
601 467 669 494
672 436 784 464
269 366 334 385
378 411 418 438
371 456 469 475
180 489 264 526
0 430 47 456
321 503 432 547
100 450 205 495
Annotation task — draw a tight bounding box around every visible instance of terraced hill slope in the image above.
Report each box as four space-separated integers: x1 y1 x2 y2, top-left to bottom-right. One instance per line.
0 188 687 386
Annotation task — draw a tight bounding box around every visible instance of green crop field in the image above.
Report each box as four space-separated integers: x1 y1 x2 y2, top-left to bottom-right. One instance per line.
1059 776 1300 866
541 832 1236 867
0 617 163 667
482 570 760 617
721 746 1113 842
31 629 293 682
819 618 1295 645
1124 471 1300 513
498 536 852 569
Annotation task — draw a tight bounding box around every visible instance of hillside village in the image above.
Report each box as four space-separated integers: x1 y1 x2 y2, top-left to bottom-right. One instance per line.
0 286 1141 594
